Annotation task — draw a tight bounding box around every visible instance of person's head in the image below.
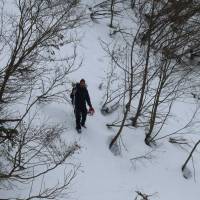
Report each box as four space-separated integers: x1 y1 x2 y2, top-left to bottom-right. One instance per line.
80 79 86 88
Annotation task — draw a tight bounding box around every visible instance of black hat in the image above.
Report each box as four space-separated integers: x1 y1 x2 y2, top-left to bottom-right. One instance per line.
80 79 85 83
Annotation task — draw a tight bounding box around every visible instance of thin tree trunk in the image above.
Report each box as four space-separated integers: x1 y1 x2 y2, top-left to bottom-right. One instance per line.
109 36 136 149
131 0 136 9
182 140 200 171
110 0 115 28
145 78 163 145
145 61 168 145
132 0 155 127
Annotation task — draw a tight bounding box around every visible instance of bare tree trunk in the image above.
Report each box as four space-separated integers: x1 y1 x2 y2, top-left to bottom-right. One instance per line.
110 0 115 28
145 60 168 145
0 0 83 198
109 33 137 149
132 0 155 127
182 140 200 172
131 0 136 9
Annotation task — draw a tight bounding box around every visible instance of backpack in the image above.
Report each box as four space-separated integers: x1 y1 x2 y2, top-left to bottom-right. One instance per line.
70 83 76 103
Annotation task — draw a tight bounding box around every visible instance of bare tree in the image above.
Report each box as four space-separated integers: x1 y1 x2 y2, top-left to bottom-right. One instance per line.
144 57 185 145
0 0 84 199
130 0 136 9
132 0 200 145
182 139 200 179
89 0 122 27
108 26 142 149
103 0 200 150
100 47 122 115
110 0 115 28
131 0 156 127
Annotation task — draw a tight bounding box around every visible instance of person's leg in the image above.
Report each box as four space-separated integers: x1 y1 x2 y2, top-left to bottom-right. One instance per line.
75 109 81 130
81 107 87 126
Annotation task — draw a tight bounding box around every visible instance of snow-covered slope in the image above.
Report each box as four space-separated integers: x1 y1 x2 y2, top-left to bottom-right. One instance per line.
41 15 200 200
1 1 200 199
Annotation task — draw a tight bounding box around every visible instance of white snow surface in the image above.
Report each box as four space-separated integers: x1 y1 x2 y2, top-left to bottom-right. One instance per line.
1 1 200 200
41 20 200 200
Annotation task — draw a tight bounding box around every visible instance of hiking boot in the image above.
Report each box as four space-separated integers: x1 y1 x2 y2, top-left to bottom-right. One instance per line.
76 128 82 133
81 124 87 128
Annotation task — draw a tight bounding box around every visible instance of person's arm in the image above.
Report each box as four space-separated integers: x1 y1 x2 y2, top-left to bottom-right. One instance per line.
85 89 92 108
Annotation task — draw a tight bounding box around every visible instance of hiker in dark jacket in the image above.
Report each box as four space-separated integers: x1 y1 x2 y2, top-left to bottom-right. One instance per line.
70 79 94 133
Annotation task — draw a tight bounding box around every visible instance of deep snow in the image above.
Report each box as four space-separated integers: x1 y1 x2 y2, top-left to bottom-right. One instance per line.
1 1 200 200
42 18 200 200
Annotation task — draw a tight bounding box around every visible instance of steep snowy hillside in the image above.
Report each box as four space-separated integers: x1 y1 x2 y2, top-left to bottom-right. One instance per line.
43 11 200 200
1 1 200 200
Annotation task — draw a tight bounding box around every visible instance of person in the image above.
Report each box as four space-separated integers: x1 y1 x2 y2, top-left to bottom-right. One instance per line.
70 79 94 133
